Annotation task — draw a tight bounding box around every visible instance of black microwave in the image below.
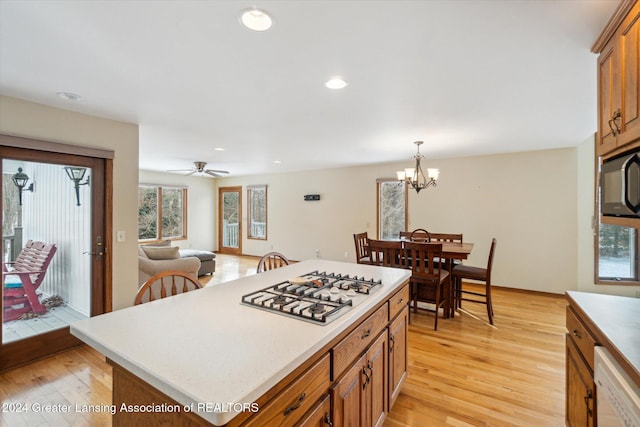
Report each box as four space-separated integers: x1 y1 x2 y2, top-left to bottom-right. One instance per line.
600 149 640 218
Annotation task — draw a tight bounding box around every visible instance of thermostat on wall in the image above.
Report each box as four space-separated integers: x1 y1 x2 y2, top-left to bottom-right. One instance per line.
304 194 320 201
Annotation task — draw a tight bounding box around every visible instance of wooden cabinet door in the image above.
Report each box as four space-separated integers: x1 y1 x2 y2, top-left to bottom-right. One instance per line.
389 306 408 409
368 331 388 427
597 35 621 156
332 353 366 427
296 395 331 427
566 335 595 427
620 2 640 145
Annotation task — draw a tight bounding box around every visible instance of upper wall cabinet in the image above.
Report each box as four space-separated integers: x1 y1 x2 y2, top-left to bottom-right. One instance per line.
594 0 640 158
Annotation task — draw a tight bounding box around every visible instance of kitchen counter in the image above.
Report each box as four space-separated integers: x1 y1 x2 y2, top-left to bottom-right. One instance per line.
71 259 411 426
566 290 640 386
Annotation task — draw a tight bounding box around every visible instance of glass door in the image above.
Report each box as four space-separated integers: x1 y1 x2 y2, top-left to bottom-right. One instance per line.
1 144 106 370
218 186 242 255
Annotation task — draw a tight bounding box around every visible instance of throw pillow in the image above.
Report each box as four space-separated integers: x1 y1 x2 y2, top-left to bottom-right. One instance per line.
142 246 180 260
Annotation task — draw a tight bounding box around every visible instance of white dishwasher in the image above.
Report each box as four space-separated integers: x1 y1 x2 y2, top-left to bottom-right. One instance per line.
594 346 640 427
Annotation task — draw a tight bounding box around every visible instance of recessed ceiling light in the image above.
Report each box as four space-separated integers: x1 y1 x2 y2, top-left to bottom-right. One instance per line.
214 147 225 151
240 8 272 32
325 78 348 90
273 160 281 164
56 92 82 101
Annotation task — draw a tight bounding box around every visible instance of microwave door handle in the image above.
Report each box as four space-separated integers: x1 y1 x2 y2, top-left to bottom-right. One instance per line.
623 154 640 214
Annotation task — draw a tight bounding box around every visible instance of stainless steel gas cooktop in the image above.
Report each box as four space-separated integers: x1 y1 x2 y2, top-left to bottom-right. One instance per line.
241 270 383 324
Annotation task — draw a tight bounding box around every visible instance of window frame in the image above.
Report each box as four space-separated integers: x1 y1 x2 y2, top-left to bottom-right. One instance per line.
595 221 640 284
247 185 268 240
376 178 408 240
138 183 188 243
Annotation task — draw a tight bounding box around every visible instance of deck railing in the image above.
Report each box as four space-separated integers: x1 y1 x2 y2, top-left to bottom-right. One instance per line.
224 222 239 248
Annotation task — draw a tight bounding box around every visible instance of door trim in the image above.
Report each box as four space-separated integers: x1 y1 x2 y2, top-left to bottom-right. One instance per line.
218 186 242 255
0 137 112 371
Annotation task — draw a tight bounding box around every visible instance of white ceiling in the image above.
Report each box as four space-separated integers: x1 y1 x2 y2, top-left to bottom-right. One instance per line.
0 0 620 177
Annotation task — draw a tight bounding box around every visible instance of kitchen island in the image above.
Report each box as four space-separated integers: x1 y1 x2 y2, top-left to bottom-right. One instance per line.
71 259 411 426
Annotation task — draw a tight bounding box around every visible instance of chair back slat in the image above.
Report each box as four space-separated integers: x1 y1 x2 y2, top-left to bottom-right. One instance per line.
257 252 290 273
368 239 406 269
404 241 443 280
135 270 202 305
7 240 57 288
353 232 370 263
430 233 463 243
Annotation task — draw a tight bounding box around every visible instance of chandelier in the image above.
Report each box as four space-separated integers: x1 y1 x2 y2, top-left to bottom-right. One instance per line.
396 141 439 193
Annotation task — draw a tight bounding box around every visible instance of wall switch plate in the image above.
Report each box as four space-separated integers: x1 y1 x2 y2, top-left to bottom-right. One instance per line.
116 230 126 242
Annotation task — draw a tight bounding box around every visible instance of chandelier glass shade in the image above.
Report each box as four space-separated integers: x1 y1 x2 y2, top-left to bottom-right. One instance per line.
396 141 439 193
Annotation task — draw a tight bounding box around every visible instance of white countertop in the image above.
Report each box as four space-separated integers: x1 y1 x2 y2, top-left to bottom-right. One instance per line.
71 259 410 426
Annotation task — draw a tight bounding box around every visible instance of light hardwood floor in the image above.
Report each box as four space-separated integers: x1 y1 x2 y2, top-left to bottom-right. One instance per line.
0 254 567 427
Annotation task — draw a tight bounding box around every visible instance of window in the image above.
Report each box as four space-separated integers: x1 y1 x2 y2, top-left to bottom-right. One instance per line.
597 223 639 283
377 179 407 239
247 185 267 240
138 184 187 241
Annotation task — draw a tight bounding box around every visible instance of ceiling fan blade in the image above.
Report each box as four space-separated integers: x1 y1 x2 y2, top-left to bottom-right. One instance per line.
185 171 197 176
167 169 196 172
204 171 223 177
205 169 229 174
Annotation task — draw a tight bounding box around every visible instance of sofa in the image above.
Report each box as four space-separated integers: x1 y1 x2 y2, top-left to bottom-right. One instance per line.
138 244 200 286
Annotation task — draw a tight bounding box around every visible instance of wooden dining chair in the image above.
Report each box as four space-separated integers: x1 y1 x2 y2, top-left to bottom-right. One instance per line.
257 251 290 273
430 233 464 269
404 241 450 330
353 232 371 264
368 239 407 269
452 238 497 324
409 228 431 242
134 270 202 305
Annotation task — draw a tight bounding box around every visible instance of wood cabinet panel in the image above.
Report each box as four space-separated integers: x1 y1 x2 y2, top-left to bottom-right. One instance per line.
566 335 595 427
332 304 388 380
597 37 620 156
368 331 388 427
388 306 408 409
296 395 331 427
332 352 367 427
388 284 409 321
566 306 598 372
596 1 640 156
621 3 640 144
244 354 330 427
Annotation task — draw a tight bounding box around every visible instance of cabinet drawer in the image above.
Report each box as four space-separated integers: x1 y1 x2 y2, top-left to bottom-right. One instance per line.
389 284 409 321
332 304 389 380
566 306 598 371
245 354 330 427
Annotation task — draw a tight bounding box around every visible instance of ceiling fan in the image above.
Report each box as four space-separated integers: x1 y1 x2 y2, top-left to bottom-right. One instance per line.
168 161 229 178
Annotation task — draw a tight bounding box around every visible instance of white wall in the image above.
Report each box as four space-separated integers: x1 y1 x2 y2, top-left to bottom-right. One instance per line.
138 169 217 251
0 95 140 310
216 147 582 294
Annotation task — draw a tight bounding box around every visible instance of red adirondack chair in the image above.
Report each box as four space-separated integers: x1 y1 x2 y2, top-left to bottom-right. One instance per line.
3 240 57 322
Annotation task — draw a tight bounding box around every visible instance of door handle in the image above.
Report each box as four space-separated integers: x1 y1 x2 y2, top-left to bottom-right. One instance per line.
608 109 621 136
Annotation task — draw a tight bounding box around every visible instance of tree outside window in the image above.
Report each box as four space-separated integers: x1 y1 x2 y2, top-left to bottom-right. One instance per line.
377 179 407 240
138 184 187 241
248 185 267 240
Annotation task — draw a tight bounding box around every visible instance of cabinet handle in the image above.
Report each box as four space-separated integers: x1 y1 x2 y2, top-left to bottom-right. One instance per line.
572 329 582 340
361 329 371 339
584 389 593 417
283 392 306 416
324 413 333 427
397 297 404 304
362 366 370 389
389 335 395 353
608 109 621 136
